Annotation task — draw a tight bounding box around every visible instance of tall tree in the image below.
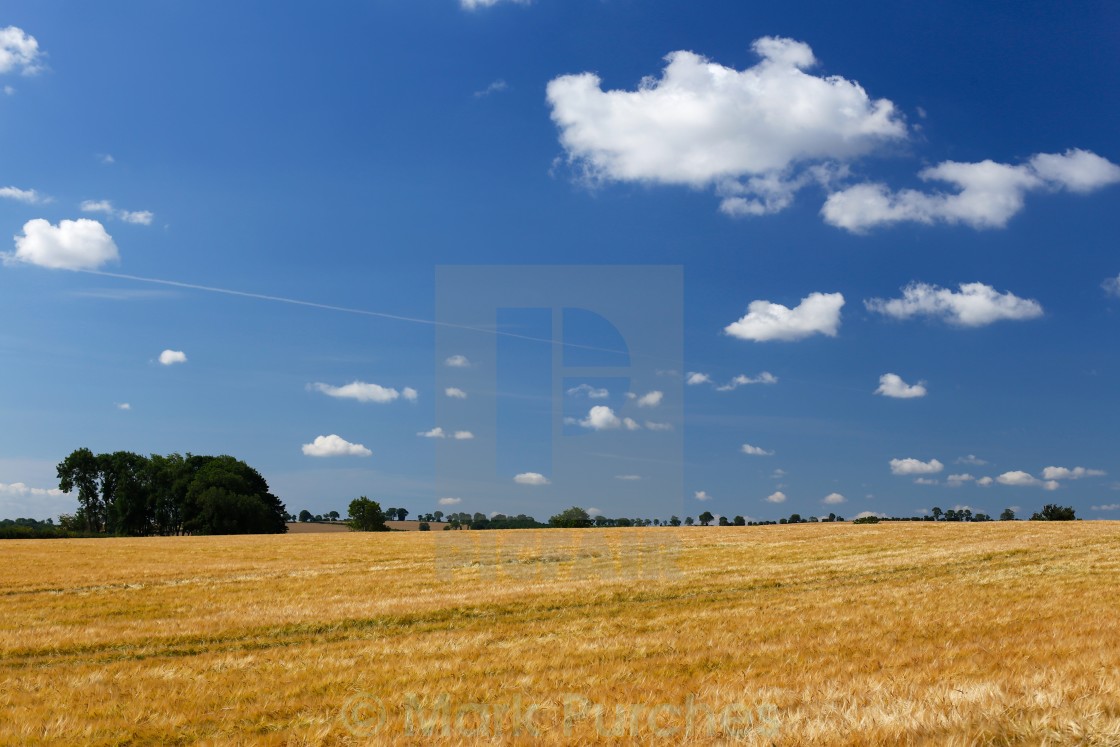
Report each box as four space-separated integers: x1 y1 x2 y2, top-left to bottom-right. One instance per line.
56 448 104 533
348 496 388 531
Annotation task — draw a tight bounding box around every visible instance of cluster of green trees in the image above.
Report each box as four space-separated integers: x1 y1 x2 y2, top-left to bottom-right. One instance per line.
55 449 287 536
0 517 82 539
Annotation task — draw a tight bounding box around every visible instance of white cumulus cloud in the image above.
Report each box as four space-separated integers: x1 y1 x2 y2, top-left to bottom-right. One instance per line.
685 372 712 386
822 493 846 505
694 490 712 501
311 381 408 404
445 387 468 399
765 491 787 504
996 471 1059 490
438 497 462 506
632 390 663 407
957 454 988 466
514 472 550 486
566 383 609 399
301 434 372 458
715 372 779 391
946 474 974 487
5 218 119 271
865 282 1043 327
890 457 943 475
547 37 906 216
1104 275 1120 297
1041 466 1105 481
0 186 48 204
158 349 187 366
80 200 154 226
453 431 475 440
418 427 446 439
445 354 471 368
725 292 844 342
741 443 774 456
875 373 927 399
0 27 45 75
822 149 1120 232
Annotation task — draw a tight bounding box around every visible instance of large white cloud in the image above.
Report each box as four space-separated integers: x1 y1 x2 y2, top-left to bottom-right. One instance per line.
514 472 550 486
875 373 927 399
890 457 943 475
865 282 1042 327
5 218 119 270
0 27 44 75
547 37 906 215
725 292 844 342
301 434 372 458
311 381 410 404
823 149 1120 231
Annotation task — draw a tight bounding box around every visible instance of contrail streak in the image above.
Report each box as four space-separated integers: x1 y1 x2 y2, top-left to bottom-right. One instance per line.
77 269 633 357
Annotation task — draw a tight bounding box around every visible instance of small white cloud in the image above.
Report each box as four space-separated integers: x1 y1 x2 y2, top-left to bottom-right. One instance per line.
1091 504 1120 511
445 387 468 399
741 443 774 456
579 405 622 430
1103 275 1120 298
644 421 673 431
686 372 712 386
0 27 45 76
445 354 471 368
875 373 927 399
566 383 609 399
822 149 1120 232
418 427 446 439
116 402 131 411
822 492 846 505
514 472 550 486
453 430 475 440
634 390 663 407
80 200 154 226
694 490 712 501
2 85 12 95
301 434 372 458
438 497 462 506
1041 466 1105 481
622 417 641 431
771 469 787 479
715 372 779 391
158 349 187 366
946 474 974 487
996 471 1059 490
765 491 787 504
462 0 531 8
473 79 509 98
865 282 1043 327
977 476 994 487
402 387 418 402
311 381 405 404
98 154 115 165
5 218 119 271
0 186 47 204
725 292 844 342
890 457 943 475
0 481 63 497
914 477 939 486
957 454 988 466
615 474 641 481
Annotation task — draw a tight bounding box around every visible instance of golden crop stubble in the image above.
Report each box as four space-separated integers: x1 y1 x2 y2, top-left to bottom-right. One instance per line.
1 523 1119 745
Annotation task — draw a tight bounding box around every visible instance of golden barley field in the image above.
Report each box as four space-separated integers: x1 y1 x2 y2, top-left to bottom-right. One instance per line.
3 523 1120 745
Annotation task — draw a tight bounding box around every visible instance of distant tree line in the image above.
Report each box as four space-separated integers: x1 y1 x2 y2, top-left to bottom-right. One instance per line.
55 448 287 536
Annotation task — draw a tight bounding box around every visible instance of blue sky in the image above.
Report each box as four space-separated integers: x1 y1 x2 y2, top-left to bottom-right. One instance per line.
1 1 1119 522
